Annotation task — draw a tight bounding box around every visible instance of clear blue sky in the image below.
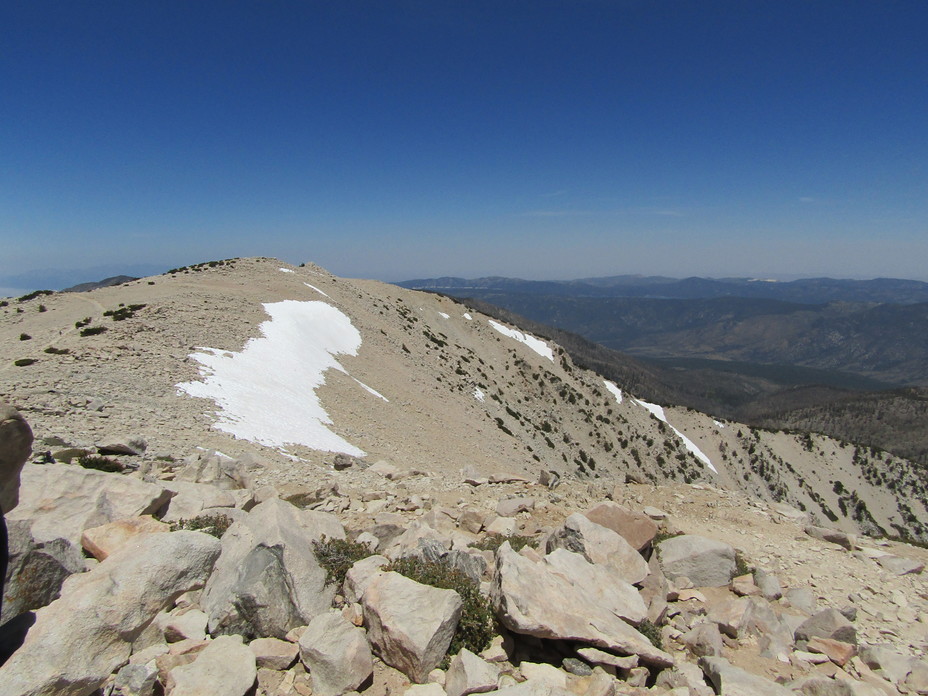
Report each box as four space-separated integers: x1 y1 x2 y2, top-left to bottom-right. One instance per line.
2 1 927 289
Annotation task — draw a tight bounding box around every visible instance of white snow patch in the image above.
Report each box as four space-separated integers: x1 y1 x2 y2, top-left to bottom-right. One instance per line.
603 380 623 404
279 268 294 273
633 398 718 474
713 419 726 429
488 320 554 362
303 282 330 298
438 312 450 319
473 387 485 402
177 300 365 456
463 313 473 320
354 378 388 402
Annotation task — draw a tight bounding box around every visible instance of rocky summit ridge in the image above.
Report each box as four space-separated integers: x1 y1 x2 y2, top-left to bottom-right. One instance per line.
0 257 927 696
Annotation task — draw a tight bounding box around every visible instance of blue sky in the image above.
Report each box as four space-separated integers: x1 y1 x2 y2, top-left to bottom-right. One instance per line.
2 1 927 290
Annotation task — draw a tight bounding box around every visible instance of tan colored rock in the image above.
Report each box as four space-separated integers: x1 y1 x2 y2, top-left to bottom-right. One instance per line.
0 401 33 514
546 513 648 585
250 637 298 670
80 515 169 560
656 535 736 587
299 611 372 695
167 634 257 696
492 543 672 668
582 501 658 552
445 647 500 696
362 571 462 683
807 637 857 667
0 531 220 696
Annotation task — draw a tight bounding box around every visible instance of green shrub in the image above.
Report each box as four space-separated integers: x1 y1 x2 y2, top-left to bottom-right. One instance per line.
44 346 69 355
471 534 534 553
13 358 36 367
19 333 31 341
75 317 91 328
637 619 663 649
388 556 495 658
77 454 124 473
170 513 234 538
17 289 53 302
313 537 375 587
80 326 107 337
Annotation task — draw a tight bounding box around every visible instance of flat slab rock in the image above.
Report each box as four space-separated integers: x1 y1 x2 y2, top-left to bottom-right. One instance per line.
492 542 672 668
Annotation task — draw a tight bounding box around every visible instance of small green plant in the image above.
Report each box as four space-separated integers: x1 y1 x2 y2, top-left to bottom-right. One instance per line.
734 552 753 577
77 454 124 473
313 537 375 587
19 333 31 341
637 619 663 649
651 530 682 546
389 556 495 658
38 304 47 312
80 326 107 337
170 513 234 538
13 358 36 367
75 317 91 328
44 346 69 355
471 534 534 553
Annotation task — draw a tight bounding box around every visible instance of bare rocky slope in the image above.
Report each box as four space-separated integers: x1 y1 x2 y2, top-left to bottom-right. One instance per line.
2 257 926 544
2 257 928 696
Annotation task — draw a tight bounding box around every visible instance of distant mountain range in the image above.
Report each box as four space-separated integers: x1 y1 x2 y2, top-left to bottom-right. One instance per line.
401 274 928 304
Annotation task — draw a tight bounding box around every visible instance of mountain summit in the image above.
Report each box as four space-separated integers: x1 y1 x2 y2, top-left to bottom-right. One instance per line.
2 257 926 543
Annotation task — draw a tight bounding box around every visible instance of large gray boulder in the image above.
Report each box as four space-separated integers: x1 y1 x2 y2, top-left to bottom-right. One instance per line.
7 463 173 544
1 518 84 625
795 608 857 646
362 571 463 683
166 634 257 696
0 531 220 696
542 548 647 625
492 543 672 668
0 402 33 514
299 611 373 696
656 534 737 587
583 501 658 552
175 451 253 490
201 497 342 639
546 513 649 585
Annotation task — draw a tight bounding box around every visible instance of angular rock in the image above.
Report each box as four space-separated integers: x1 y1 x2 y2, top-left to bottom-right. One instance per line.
159 480 238 523
159 608 209 643
546 513 648 585
1 518 84 625
250 636 298 670
7 463 173 544
875 555 924 576
0 531 220 696
343 554 389 603
699 656 793 695
362 571 463 683
542 548 647 624
299 611 373 695
167 634 257 696
754 568 783 601
175 450 253 489
656 535 736 587
496 497 535 517
807 637 856 667
583 501 658 552
492 543 672 668
200 498 341 639
805 525 856 551
0 402 33 514
80 515 169 561
445 647 500 696
858 645 915 686
575 647 638 670
682 622 723 658
795 608 857 646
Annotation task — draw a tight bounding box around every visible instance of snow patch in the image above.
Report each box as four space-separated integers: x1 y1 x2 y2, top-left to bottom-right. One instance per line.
473 387 485 402
603 380 623 404
488 320 554 362
354 378 388 402
438 312 450 319
303 282 330 298
713 419 726 429
279 268 294 273
463 313 473 320
177 300 365 456
633 399 718 474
